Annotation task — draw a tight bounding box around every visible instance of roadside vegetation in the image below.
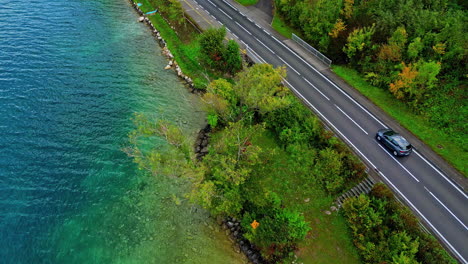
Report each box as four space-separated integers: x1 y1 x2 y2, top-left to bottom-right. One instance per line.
271 14 298 39
343 183 456 264
274 0 467 176
129 0 457 263
234 0 259 6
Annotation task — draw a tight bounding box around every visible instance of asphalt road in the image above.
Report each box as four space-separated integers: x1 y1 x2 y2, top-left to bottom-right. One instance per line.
193 0 468 262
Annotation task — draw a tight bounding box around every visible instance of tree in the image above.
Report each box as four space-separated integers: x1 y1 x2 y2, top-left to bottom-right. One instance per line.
329 19 347 38
389 60 441 104
407 37 423 60
343 24 376 63
202 78 238 124
223 40 243 74
199 27 227 67
234 64 290 114
242 208 310 261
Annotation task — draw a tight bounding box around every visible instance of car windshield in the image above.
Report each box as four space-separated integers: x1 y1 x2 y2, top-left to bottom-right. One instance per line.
383 130 397 137
393 135 411 150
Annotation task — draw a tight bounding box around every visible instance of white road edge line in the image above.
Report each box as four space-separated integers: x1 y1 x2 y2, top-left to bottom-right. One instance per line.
269 33 387 128
376 144 419 182
282 79 377 170
221 0 237 11
207 0 216 7
424 187 468 231
381 172 467 264
219 7 232 20
254 37 275 54
244 26 467 264
283 78 466 263
335 104 368 135
415 151 468 200
235 21 251 35
278 56 300 76
302 77 330 101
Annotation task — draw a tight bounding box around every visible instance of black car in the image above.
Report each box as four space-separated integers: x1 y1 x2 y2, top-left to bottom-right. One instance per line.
376 129 412 156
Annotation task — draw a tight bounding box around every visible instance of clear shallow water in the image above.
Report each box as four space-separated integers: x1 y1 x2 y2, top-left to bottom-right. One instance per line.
0 0 240 263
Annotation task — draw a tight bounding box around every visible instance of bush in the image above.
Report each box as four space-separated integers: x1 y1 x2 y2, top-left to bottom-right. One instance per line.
342 185 457 264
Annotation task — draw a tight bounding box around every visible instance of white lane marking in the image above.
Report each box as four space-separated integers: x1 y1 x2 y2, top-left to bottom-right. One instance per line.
219 7 232 19
263 29 270 35
247 17 253 22
379 172 467 264
235 21 251 35
278 56 300 76
282 79 378 170
255 23 261 28
222 0 238 11
226 27 231 32
243 14 465 203
424 186 468 231
207 0 216 7
270 51 467 264
415 150 468 200
335 104 368 135
245 45 267 64
254 37 275 54
232 33 238 39
268 33 388 128
303 77 330 101
239 12 245 16
376 144 419 182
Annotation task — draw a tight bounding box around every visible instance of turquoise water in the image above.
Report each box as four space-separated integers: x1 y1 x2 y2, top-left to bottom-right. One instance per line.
0 0 241 263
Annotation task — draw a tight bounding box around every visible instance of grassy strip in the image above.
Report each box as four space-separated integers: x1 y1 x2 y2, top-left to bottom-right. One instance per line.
271 13 300 39
332 65 466 176
136 1 212 88
234 0 258 6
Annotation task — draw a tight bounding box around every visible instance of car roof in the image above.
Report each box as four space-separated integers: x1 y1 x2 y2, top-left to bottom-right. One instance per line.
392 135 410 147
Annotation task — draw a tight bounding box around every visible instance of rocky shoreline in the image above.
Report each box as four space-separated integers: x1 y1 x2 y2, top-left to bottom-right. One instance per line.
219 216 265 264
128 2 264 263
130 1 199 94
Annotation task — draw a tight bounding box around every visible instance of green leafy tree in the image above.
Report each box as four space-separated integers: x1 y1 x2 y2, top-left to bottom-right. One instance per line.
343 24 376 63
199 27 227 67
223 40 243 74
235 64 290 114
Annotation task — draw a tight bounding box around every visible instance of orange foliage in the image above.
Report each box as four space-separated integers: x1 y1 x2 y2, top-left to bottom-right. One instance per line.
389 63 418 100
432 43 446 55
251 219 260 229
378 44 401 61
341 0 355 19
329 19 347 38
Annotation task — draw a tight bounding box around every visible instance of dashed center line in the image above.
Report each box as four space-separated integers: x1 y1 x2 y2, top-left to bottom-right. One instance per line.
424 186 468 231
335 104 368 135
218 8 232 19
377 144 419 182
254 37 275 54
235 21 251 35
302 77 330 101
278 56 300 76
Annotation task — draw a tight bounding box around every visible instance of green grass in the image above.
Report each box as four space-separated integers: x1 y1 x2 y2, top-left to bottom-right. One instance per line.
271 13 301 39
136 1 213 88
248 131 361 264
234 0 258 6
332 65 467 176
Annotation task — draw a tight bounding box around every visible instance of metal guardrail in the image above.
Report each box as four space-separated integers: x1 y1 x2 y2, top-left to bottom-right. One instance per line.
292 33 332 66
